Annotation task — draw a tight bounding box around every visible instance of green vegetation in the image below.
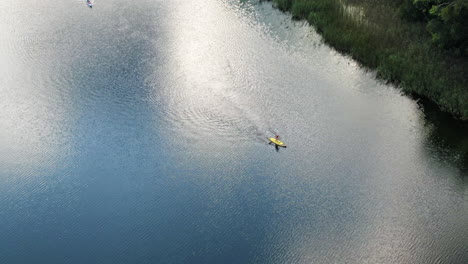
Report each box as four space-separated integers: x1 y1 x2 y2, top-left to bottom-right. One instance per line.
269 0 468 120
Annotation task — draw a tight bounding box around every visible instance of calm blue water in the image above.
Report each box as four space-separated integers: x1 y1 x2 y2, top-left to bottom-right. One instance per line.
0 1 467 263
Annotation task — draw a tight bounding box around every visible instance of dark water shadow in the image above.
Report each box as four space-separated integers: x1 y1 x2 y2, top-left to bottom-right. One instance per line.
414 96 468 176
268 141 280 152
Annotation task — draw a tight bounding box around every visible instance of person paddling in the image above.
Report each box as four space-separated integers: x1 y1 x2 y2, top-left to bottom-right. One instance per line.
268 134 286 148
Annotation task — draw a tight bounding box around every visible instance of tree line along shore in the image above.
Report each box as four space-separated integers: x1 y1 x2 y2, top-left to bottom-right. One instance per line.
268 0 468 120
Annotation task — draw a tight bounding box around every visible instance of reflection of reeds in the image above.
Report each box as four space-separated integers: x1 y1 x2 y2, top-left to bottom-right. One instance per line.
416 97 468 173
270 0 468 120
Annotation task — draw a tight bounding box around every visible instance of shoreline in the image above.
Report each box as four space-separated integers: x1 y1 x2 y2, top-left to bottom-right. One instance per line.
268 0 468 120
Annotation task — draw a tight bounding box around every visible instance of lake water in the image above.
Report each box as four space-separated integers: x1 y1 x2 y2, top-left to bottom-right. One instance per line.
0 0 467 263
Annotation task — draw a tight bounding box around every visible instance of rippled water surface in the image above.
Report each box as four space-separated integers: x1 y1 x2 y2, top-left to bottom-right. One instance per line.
1 1 467 263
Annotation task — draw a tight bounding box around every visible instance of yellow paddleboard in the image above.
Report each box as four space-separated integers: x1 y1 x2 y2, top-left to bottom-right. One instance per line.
268 138 287 147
